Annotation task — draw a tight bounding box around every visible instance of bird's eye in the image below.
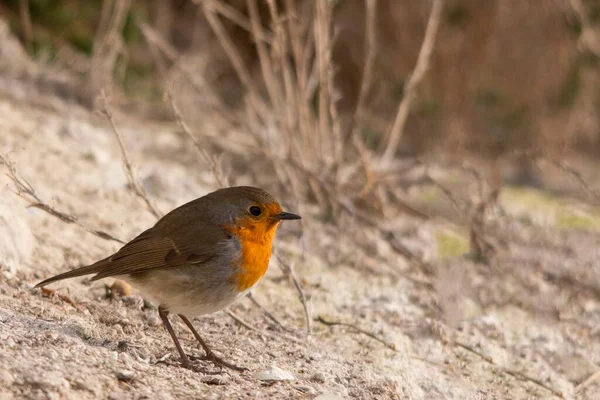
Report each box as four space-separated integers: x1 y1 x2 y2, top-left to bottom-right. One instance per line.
249 206 262 216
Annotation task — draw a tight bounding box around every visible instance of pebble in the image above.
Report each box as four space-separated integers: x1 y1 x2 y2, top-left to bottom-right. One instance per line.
146 315 161 327
255 366 295 381
294 385 315 394
119 352 132 366
116 370 135 382
311 372 327 383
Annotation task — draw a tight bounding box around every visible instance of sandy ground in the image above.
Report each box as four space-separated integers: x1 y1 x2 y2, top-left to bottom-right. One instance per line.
2 71 600 399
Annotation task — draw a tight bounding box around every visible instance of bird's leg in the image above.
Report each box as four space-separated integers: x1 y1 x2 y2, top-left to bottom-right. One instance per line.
178 314 248 372
158 305 191 368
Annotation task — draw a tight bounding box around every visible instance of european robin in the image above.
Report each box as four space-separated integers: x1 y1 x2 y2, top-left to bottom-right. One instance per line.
35 186 301 371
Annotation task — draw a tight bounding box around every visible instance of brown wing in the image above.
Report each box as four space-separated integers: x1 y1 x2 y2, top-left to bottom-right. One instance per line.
35 221 228 287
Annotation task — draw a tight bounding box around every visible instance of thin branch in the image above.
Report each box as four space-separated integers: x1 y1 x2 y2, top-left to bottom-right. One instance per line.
40 287 80 309
194 0 274 44
316 315 397 351
165 91 229 188
19 0 33 54
225 309 303 345
276 254 312 334
381 0 445 165
547 159 600 203
0 153 125 244
567 0 600 56
100 93 163 219
353 0 378 128
575 369 600 395
201 0 269 115
454 341 565 399
246 292 291 332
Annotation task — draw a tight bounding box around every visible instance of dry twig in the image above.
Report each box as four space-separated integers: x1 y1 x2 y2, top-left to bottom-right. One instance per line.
381 0 445 165
575 369 600 395
246 292 290 332
353 0 378 128
567 0 600 56
316 315 397 351
165 91 229 188
100 93 163 219
18 0 33 53
0 153 125 245
276 254 312 334
40 287 80 309
454 341 565 399
225 309 303 345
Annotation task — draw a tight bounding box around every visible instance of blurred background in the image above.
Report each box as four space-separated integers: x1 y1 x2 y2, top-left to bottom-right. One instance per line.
2 1 600 397
2 0 599 164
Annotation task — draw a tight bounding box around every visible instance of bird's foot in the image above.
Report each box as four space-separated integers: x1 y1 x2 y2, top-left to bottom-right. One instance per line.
189 351 248 372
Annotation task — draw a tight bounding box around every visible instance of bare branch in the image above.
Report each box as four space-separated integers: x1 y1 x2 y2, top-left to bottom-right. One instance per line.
246 292 291 332
19 0 33 54
194 0 273 43
454 340 565 399
353 0 378 127
165 91 229 188
100 93 163 219
316 315 397 351
225 309 304 345
0 153 125 244
567 0 600 56
276 254 312 334
575 369 600 395
381 0 445 165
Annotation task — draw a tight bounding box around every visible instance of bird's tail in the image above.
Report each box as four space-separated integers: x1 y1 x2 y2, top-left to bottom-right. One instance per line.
35 256 110 288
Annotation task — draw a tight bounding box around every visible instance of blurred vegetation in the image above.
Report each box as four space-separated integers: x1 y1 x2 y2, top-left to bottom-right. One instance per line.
1 0 599 158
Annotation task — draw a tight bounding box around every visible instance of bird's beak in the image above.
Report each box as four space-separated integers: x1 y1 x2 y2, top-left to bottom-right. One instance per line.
273 211 301 221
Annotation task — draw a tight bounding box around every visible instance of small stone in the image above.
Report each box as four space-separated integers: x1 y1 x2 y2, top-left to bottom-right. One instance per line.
116 370 135 382
294 385 315 394
146 315 160 327
255 366 295 381
118 353 132 366
311 373 326 383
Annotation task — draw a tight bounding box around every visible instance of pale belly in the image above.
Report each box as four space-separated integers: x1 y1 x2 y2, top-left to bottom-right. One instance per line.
120 266 253 316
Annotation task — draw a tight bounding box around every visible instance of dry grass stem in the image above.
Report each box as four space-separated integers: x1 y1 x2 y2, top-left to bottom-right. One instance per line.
316 315 397 351
225 309 303 345
87 0 132 103
421 163 498 263
40 287 80 309
276 254 312 334
197 0 274 44
568 0 600 55
247 0 280 109
201 0 268 116
18 0 33 53
381 0 445 165
454 341 565 399
101 93 163 219
246 292 291 332
166 91 229 188
353 0 378 129
575 369 600 395
0 153 126 245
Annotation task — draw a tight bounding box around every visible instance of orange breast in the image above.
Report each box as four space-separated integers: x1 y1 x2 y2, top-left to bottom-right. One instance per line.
226 219 279 292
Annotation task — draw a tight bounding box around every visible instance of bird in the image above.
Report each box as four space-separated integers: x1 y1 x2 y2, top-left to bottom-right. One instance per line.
35 186 301 372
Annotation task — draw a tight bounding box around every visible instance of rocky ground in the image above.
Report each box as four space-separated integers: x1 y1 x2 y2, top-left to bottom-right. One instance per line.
2 52 600 400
